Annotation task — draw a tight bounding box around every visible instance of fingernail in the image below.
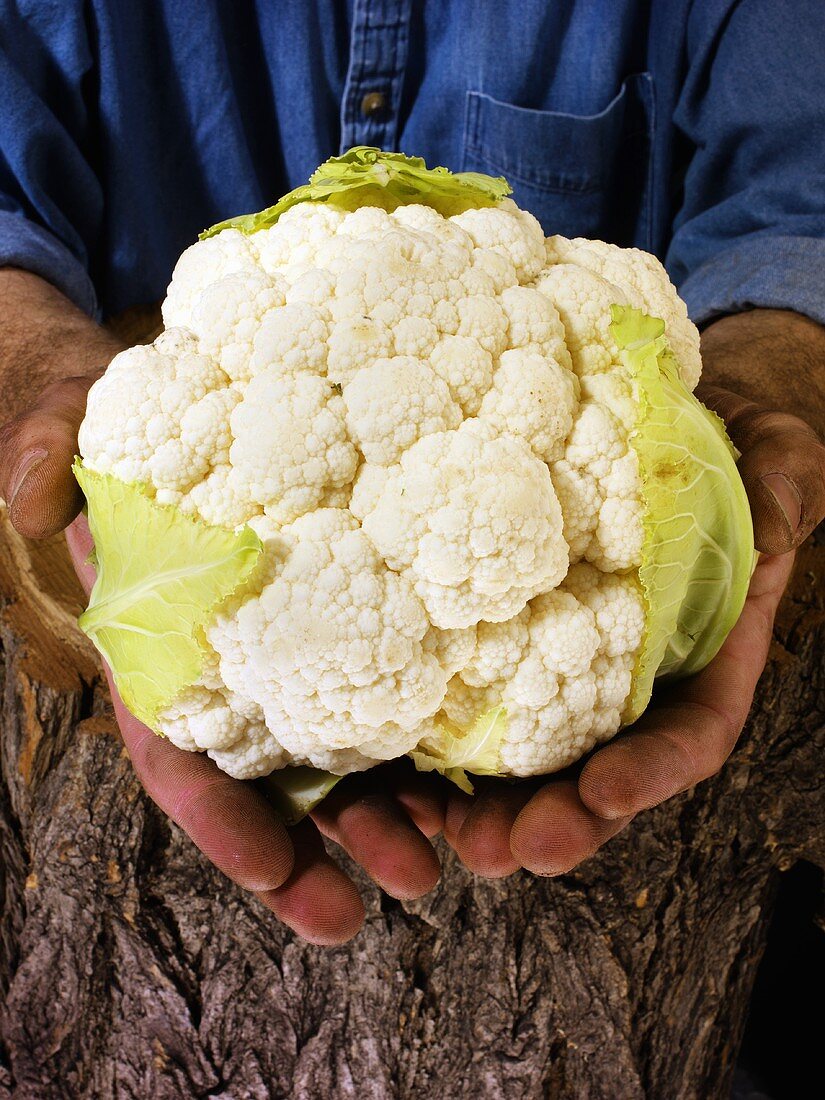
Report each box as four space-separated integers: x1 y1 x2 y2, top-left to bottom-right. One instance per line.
761 473 802 534
8 448 48 506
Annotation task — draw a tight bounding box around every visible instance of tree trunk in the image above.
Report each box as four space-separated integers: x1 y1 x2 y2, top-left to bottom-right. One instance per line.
0 310 823 1099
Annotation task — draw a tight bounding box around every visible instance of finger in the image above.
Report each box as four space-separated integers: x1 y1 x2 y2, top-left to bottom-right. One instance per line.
510 780 633 876
311 785 441 899
699 386 825 553
110 688 295 893
0 376 96 538
259 820 365 946
447 781 538 878
579 551 794 820
66 514 96 596
443 788 474 849
388 768 447 838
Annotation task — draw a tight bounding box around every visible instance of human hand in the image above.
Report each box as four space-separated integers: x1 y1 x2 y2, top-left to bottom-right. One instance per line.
443 389 825 877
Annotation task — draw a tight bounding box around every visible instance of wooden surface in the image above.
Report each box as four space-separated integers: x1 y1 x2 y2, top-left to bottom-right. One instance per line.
0 310 822 1097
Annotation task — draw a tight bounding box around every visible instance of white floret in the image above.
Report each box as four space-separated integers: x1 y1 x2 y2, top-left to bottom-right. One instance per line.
319 483 354 509
285 267 337 307
565 402 627 478
451 200 546 281
533 263 628 377
455 295 509 357
163 230 262 329
515 589 601 683
458 267 497 297
469 248 519 294
335 205 395 239
326 240 451 330
79 331 233 496
207 719 291 780
326 316 394 385
461 608 531 687
563 563 645 660
249 302 330 378
422 625 478 678
499 673 598 775
478 349 578 463
429 335 494 415
587 654 636 739
391 203 476 257
579 372 637 432
392 315 439 358
157 686 249 751
342 356 462 466
174 464 260 528
186 270 286 382
546 460 600 562
551 401 644 571
230 373 358 523
150 388 240 491
544 235 702 388
441 677 498 729
498 285 573 369
156 644 288 775
253 203 347 277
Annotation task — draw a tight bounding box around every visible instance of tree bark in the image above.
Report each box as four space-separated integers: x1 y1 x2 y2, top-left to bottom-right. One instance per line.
0 311 822 1099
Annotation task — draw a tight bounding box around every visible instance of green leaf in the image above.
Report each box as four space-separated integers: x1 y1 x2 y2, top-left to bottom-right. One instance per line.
74 461 263 729
409 705 508 793
257 767 342 826
201 146 512 239
610 306 756 721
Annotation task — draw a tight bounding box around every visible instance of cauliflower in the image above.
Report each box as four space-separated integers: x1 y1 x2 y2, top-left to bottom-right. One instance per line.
75 148 754 796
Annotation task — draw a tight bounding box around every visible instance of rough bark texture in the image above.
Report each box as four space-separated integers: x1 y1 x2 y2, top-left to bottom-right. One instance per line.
0 311 823 1099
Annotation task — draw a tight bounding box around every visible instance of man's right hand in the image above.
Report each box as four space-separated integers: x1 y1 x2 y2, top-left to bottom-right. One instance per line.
0 267 446 944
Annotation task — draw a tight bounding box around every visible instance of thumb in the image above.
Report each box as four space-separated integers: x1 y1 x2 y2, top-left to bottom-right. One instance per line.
699 384 825 554
0 375 97 539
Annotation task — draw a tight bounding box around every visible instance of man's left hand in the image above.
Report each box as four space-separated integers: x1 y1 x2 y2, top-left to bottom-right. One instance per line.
444 385 825 877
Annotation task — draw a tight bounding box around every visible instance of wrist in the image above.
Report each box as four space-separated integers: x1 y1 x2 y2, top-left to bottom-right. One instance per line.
0 268 123 421
699 308 825 437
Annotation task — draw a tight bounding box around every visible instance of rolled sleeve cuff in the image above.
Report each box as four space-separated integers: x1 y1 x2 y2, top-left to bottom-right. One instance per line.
0 210 98 317
679 235 825 329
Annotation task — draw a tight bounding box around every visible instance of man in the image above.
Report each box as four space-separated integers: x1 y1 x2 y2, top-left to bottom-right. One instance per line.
1 0 823 945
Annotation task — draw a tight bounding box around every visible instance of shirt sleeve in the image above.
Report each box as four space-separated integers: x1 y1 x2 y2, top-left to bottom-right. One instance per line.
666 0 825 327
0 2 101 316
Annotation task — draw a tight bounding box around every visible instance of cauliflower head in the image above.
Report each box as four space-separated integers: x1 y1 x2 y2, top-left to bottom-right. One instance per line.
76 148 754 794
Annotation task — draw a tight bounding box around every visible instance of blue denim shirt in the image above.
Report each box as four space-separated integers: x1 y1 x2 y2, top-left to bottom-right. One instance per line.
1 0 823 325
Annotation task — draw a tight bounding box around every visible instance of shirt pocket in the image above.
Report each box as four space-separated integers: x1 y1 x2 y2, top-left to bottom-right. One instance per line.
461 74 655 248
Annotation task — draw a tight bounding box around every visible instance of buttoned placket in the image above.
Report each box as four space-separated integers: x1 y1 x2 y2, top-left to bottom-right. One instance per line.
340 0 413 152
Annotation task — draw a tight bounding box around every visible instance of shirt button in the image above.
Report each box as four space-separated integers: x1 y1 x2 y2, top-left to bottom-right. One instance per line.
360 91 387 119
